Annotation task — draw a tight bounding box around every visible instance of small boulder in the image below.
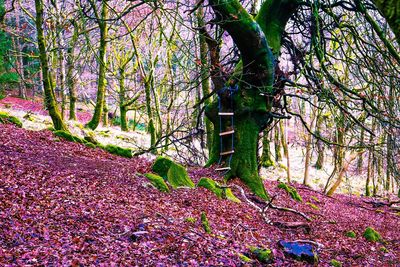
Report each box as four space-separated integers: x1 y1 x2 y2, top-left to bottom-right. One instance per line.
278 240 318 264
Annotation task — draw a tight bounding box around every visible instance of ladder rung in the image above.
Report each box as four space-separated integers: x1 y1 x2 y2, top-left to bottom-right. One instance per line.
218 112 234 116
220 150 234 156
220 130 235 136
215 167 231 171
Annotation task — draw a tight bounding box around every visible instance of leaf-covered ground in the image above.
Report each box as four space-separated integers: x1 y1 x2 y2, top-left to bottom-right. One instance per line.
1 123 399 266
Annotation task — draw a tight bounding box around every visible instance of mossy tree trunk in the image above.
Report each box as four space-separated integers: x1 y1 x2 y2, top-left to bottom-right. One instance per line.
206 0 300 199
66 20 79 121
86 0 108 130
261 130 274 168
35 0 67 131
197 6 213 152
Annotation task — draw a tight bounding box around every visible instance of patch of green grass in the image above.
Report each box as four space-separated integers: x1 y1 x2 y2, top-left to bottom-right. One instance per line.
277 182 303 202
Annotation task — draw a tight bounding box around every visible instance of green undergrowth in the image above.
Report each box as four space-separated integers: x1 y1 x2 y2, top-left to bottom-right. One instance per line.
277 182 303 202
53 130 132 158
363 227 382 242
144 173 170 193
197 177 240 203
0 111 23 127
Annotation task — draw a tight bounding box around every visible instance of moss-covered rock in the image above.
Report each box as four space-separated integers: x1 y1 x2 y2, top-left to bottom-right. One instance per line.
197 178 241 203
345 231 356 238
278 182 303 202
144 173 170 193
201 212 212 234
249 246 274 264
197 177 224 198
104 144 132 158
363 227 382 242
54 130 84 143
166 163 194 189
152 156 174 179
330 259 342 267
83 131 99 145
0 111 23 127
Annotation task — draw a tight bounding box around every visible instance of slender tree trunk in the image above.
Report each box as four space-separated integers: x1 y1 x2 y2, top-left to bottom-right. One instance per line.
261 130 274 167
274 126 282 162
197 6 213 152
34 0 67 131
66 20 79 120
15 14 26 99
86 0 108 130
119 70 128 131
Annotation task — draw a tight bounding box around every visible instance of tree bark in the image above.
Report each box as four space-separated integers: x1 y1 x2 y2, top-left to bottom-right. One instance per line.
206 0 300 198
34 0 67 131
86 0 108 130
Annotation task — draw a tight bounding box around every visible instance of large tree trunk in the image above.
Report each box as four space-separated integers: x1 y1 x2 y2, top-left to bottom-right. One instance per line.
206 0 300 198
35 0 67 131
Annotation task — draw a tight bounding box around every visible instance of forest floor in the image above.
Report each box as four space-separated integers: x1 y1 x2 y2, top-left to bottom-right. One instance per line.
1 122 400 266
0 96 382 196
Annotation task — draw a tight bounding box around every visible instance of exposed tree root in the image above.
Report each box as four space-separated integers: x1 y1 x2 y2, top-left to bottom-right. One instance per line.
231 185 312 226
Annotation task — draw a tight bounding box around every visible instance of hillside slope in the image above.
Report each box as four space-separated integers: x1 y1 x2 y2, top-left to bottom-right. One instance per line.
0 124 399 266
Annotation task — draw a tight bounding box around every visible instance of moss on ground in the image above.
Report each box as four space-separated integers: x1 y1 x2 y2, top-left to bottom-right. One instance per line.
201 212 212 234
0 111 23 127
144 173 170 193
363 227 382 242
104 144 132 158
278 182 303 202
249 246 274 264
345 231 356 238
238 253 253 263
167 163 195 189
306 202 320 210
54 130 85 143
184 217 196 224
197 178 240 203
152 156 174 179
85 142 97 149
330 259 342 267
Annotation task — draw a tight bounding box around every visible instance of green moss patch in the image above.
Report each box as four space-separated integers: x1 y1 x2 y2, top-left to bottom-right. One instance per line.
152 156 174 179
277 182 303 202
306 202 320 210
238 253 253 263
104 144 132 158
144 173 170 193
345 231 356 238
363 227 382 242
0 111 23 127
197 178 241 203
167 163 195 189
249 246 274 264
85 142 97 149
184 217 196 224
54 130 85 143
330 259 342 267
201 212 212 234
